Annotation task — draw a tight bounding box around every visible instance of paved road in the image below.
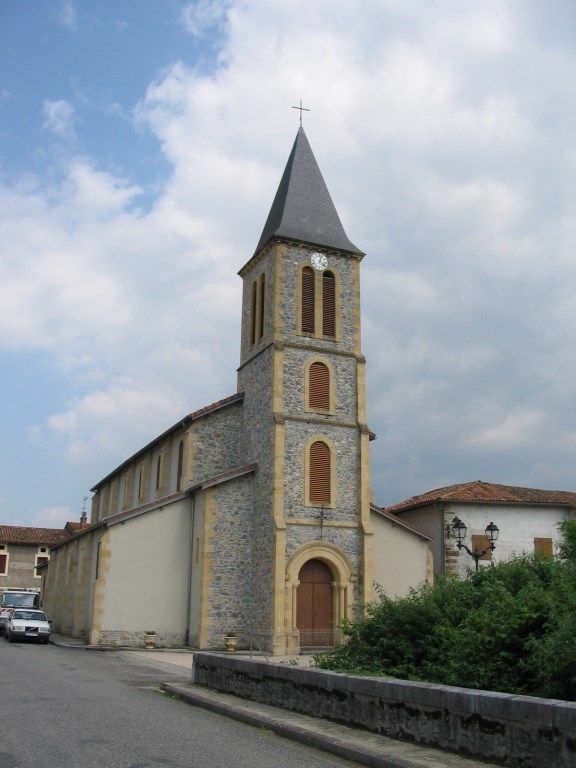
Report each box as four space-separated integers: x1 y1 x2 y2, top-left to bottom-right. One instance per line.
0 640 358 768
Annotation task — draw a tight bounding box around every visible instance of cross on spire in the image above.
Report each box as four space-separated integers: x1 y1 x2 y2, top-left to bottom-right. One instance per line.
291 100 310 127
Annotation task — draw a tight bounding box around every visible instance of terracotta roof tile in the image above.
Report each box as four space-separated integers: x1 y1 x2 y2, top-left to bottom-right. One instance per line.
385 481 576 514
0 526 72 547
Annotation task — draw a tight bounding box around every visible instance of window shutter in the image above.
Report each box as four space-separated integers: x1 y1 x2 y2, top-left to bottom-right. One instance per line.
309 362 329 410
534 537 553 557
309 440 331 504
471 534 492 561
301 267 315 333
322 271 335 337
0 554 7 575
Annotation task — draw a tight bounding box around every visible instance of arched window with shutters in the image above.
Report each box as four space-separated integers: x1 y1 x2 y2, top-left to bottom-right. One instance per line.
301 266 315 334
322 271 336 337
307 360 330 412
308 439 332 506
299 264 339 339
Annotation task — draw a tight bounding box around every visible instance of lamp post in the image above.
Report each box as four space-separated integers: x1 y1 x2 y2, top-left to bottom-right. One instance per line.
451 516 499 571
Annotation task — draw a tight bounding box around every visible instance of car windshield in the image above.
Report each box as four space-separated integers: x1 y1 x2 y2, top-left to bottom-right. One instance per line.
12 610 47 621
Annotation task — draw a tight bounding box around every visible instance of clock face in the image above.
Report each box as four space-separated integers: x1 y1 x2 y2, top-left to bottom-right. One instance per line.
311 252 328 271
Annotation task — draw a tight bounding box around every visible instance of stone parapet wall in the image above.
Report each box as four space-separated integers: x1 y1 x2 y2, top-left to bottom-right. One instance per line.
88 629 187 648
192 652 576 768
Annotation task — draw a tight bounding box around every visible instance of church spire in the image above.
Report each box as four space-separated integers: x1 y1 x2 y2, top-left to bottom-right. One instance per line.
254 127 362 256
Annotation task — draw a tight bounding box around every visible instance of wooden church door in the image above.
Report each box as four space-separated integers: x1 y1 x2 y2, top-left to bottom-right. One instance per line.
297 559 334 647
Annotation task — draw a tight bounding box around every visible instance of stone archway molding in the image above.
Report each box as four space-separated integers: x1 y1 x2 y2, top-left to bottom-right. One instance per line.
285 542 356 653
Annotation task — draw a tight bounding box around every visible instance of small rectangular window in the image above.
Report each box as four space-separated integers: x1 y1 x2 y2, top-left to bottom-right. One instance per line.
35 555 49 578
471 534 492 561
534 537 553 557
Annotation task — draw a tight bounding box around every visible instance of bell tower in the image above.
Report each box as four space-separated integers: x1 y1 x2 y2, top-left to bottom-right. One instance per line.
237 127 373 653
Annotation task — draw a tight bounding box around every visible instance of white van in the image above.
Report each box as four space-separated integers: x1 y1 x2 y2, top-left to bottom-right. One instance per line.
0 589 41 635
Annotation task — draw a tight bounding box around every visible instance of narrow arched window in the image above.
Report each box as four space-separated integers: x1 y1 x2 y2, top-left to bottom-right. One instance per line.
138 465 145 500
258 273 266 340
176 440 184 492
250 281 258 346
308 362 330 411
123 472 131 508
322 271 336 337
301 267 315 334
309 440 331 505
156 455 162 490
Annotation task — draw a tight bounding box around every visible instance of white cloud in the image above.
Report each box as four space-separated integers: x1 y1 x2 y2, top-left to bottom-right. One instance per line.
467 409 546 450
47 379 186 464
32 506 74 528
58 0 77 31
181 0 230 38
42 99 76 139
1 0 575 525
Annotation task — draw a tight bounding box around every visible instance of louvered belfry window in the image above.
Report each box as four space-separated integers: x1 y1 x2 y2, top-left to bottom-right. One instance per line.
322 271 336 337
309 362 329 410
309 440 331 504
301 267 315 333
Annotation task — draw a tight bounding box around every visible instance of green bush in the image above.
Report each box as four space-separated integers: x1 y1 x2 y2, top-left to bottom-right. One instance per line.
314 521 576 701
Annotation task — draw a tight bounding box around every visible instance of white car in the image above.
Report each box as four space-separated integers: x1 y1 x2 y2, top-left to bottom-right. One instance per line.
5 609 51 644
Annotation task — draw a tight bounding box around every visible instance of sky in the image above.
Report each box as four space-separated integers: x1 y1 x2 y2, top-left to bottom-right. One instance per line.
0 0 575 529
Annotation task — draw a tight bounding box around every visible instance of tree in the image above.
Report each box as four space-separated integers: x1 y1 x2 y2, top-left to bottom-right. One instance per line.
314 521 576 701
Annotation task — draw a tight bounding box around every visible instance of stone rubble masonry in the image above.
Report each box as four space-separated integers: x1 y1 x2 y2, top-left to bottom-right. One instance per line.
235 240 369 649
193 652 576 768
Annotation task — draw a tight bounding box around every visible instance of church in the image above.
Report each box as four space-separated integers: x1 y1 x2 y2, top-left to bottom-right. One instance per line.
42 128 433 652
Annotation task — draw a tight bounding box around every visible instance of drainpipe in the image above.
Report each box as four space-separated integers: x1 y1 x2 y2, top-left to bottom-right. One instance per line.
185 491 195 646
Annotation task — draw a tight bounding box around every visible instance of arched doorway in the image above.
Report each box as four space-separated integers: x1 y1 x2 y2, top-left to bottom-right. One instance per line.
297 559 334 648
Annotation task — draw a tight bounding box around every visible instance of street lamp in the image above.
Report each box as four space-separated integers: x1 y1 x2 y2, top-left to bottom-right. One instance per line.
451 516 499 571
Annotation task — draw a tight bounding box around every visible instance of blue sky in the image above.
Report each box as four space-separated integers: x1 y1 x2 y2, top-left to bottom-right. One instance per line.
1 0 575 529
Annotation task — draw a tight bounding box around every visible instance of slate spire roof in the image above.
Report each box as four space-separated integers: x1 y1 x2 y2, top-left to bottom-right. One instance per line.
255 127 362 256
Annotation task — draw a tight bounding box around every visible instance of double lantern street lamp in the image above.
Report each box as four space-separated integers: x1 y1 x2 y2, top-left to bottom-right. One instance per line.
451 516 500 571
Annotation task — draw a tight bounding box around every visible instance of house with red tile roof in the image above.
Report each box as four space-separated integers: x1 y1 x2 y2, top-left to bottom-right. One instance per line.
386 481 576 578
0 524 76 594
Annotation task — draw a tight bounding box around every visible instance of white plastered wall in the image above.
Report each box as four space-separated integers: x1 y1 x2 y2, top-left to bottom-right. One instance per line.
96 499 192 635
371 512 432 599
